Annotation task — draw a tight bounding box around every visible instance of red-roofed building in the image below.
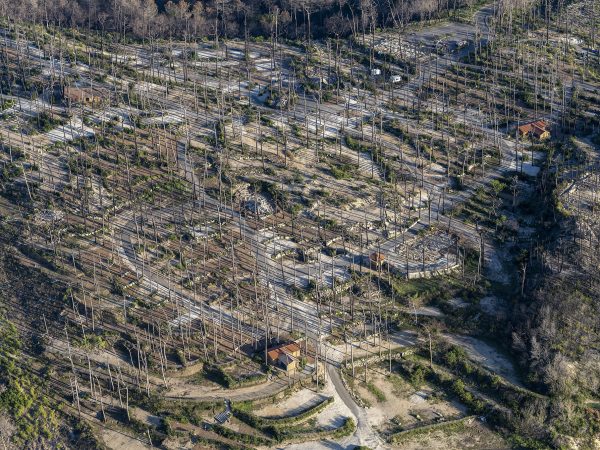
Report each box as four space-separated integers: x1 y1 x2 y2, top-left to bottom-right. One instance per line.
518 120 550 140
267 342 301 373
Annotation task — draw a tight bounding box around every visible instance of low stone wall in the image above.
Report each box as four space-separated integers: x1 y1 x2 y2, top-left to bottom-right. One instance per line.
405 263 459 280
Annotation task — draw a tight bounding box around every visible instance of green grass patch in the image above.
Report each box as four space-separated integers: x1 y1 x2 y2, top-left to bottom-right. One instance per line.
366 382 386 402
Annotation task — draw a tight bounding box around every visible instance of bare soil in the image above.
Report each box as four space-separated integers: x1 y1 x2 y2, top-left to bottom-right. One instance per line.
354 371 466 431
101 429 150 450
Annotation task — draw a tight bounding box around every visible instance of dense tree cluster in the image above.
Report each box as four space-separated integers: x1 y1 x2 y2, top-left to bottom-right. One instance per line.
0 0 488 41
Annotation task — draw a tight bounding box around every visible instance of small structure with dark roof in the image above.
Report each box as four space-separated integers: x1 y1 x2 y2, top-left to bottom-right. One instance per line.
63 86 106 106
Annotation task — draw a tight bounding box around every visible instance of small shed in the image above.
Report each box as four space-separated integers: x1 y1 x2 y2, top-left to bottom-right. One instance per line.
369 252 385 268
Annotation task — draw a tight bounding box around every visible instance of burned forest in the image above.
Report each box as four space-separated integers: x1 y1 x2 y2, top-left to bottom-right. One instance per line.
0 0 599 449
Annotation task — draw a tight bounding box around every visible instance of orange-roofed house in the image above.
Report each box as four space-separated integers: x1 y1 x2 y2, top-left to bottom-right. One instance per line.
518 120 550 140
267 342 301 373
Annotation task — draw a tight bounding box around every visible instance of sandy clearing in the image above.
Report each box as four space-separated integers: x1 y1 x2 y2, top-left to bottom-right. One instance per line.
279 374 355 449
131 407 162 428
443 334 522 387
101 429 151 450
327 330 418 364
315 379 351 429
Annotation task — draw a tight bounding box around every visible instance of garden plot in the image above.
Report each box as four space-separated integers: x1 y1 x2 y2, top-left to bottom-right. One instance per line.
201 77 240 93
101 429 150 450
91 106 140 129
227 49 247 60
297 252 353 288
0 95 61 118
188 224 217 240
255 388 329 418
405 20 476 46
316 200 385 232
0 113 38 140
405 305 445 318
134 80 168 95
34 208 65 224
270 242 353 291
328 331 419 365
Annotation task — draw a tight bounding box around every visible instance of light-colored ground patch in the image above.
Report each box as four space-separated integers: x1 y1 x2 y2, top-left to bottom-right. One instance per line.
443 334 522 387
255 388 328 418
131 407 162 427
101 429 150 450
45 118 95 143
411 306 445 317
314 376 353 430
447 298 468 309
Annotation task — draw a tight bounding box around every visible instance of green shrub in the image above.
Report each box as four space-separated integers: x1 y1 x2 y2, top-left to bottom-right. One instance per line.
366 382 386 402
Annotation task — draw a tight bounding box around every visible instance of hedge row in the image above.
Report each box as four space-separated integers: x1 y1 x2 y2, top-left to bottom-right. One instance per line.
278 417 356 444
204 364 268 389
212 423 273 446
231 405 354 444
